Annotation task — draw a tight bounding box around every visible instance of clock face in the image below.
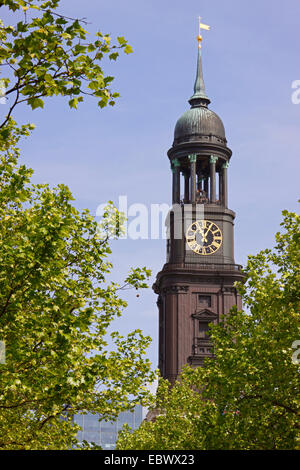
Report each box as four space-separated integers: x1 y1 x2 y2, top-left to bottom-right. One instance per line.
186 220 223 255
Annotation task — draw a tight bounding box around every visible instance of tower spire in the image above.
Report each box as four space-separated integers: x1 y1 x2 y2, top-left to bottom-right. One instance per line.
189 17 211 108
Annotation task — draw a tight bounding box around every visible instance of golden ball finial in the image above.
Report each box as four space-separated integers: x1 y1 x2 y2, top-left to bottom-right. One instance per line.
197 34 202 48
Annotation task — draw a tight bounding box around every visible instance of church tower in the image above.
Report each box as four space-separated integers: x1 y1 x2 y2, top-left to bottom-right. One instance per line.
153 22 244 384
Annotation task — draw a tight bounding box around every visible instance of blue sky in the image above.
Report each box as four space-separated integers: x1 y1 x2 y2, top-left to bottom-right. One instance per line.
1 0 299 370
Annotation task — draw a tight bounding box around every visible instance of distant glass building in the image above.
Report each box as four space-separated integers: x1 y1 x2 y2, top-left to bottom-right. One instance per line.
74 405 143 449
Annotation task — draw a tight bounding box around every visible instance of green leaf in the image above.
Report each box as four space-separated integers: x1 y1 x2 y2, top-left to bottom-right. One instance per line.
124 45 133 54
117 36 126 45
28 98 44 110
68 97 78 109
109 52 119 61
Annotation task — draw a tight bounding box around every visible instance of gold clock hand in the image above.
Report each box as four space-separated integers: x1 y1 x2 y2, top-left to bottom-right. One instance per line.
205 222 213 233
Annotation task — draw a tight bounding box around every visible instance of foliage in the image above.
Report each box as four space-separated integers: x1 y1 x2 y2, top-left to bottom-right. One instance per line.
0 0 133 130
0 0 155 450
117 207 300 450
0 121 155 450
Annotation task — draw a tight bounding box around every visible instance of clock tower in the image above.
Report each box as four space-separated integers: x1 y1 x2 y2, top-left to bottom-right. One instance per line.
153 26 244 384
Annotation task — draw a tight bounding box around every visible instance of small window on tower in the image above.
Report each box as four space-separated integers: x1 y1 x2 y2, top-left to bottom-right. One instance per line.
199 322 210 339
198 295 211 308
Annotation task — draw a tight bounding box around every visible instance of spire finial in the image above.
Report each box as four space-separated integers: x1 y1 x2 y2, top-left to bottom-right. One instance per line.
189 16 211 108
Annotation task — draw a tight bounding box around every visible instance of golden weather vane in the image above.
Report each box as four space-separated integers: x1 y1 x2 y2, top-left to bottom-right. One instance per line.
197 16 210 48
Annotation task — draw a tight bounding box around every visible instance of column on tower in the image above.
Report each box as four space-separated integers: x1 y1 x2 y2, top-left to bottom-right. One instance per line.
171 165 176 205
172 158 181 204
219 168 223 205
209 155 218 203
183 170 190 203
188 154 197 203
222 161 229 208
204 175 209 200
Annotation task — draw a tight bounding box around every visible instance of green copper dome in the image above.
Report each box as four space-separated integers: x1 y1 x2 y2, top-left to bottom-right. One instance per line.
174 107 226 145
173 46 227 147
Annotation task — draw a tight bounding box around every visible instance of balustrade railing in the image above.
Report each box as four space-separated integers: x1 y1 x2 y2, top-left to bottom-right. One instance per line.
192 338 214 356
163 262 243 272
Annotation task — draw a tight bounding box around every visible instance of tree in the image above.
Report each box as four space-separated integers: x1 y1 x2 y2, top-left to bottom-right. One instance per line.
0 0 155 450
0 0 133 124
117 207 300 450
